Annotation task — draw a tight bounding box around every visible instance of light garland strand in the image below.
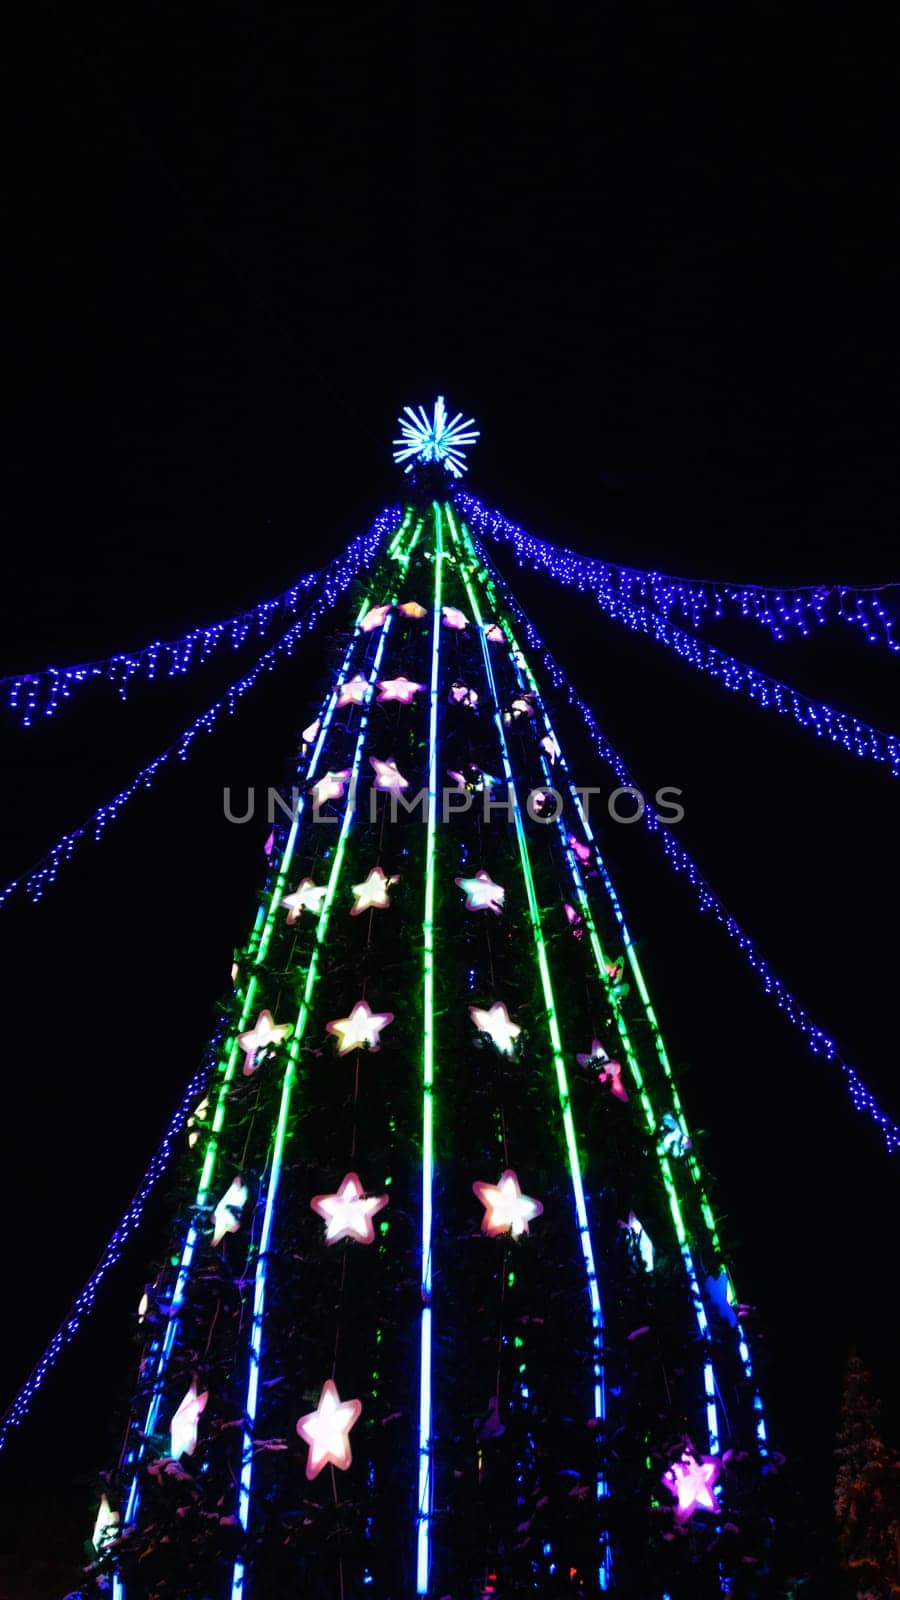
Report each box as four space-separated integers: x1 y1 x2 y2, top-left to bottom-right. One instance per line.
459 492 900 652
472 534 900 1157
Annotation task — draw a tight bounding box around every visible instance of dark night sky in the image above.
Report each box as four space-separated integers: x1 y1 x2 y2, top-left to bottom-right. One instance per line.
2 7 898 1594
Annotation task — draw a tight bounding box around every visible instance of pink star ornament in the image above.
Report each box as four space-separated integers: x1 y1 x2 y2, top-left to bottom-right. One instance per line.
662 1449 721 1522
238 1009 293 1076
296 1379 362 1480
310 1172 388 1245
575 1039 628 1101
473 1170 543 1239
455 870 505 914
377 675 425 705
326 998 394 1054
170 1378 208 1460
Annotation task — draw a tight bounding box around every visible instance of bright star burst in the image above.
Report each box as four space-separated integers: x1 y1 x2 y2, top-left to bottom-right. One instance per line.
392 396 479 480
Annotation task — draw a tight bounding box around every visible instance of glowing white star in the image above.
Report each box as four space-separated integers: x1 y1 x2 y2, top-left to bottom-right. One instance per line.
392 395 479 480
483 622 505 643
370 756 409 794
326 998 394 1054
310 769 352 807
662 1450 720 1521
310 1171 389 1245
282 877 328 923
212 1177 248 1246
301 718 321 746
442 606 469 630
92 1493 119 1551
473 1169 543 1239
469 1001 521 1055
398 599 427 619
170 1378 208 1460
187 1094 209 1148
338 674 370 707
350 866 398 915
360 603 391 633
620 1211 655 1272
455 870 505 915
296 1379 362 1479
238 1009 293 1075
377 675 426 705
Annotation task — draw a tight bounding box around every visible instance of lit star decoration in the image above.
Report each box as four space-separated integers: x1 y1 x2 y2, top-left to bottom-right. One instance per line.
398 599 427 618
563 903 584 940
469 1001 521 1056
310 769 352 807
377 675 426 705
483 622 505 643
473 1170 543 1239
449 681 478 708
620 1211 655 1272
392 395 479 480
455 870 505 915
296 1380 362 1480
186 1094 209 1147
350 866 398 916
326 998 394 1055
575 1040 628 1101
662 1450 721 1522
659 1111 692 1158
540 733 561 764
92 1493 119 1551
282 877 328 923
370 756 409 794
170 1378 208 1460
310 1172 389 1245
442 606 469 630
567 834 592 864
238 1009 293 1075
338 674 370 707
360 603 391 633
301 718 321 746
212 1177 248 1246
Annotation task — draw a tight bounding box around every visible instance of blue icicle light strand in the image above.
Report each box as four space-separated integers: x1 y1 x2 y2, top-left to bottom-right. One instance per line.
459 493 900 652
0 511 399 910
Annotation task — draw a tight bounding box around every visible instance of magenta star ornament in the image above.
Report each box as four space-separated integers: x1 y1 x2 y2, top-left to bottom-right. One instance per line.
296 1380 362 1480
326 998 394 1054
187 1094 209 1147
310 769 352 807
469 1001 521 1056
567 833 592 864
338 673 370 707
310 1172 389 1245
398 599 427 619
473 1169 543 1238
563 903 584 940
350 866 398 915
281 877 328 923
376 675 426 705
455 870 505 915
360 603 391 633
442 605 469 630
483 622 505 643
238 1009 293 1075
370 756 409 794
212 1177 248 1246
448 681 478 708
575 1039 628 1101
169 1378 208 1460
662 1449 720 1521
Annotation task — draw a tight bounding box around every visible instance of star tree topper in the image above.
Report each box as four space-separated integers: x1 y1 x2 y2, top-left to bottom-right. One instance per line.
310 1172 389 1245
473 1169 544 1238
351 865 398 915
326 998 394 1054
662 1449 721 1521
455 870 505 915
469 1001 521 1055
392 396 479 480
296 1379 362 1479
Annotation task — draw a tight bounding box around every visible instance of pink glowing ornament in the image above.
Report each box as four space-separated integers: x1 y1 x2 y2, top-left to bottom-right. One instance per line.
473 1170 543 1239
567 834 592 865
369 756 409 794
442 605 469 630
187 1094 210 1147
540 733 561 765
310 1171 388 1245
377 675 426 705
360 603 391 633
563 903 584 940
238 1009 293 1075
575 1040 629 1101
264 829 275 856
92 1492 119 1551
212 1177 248 1246
350 866 398 915
619 1211 655 1272
310 768 352 807
338 674 370 707
469 1001 521 1056
281 877 328 923
398 599 427 619
448 681 479 708
169 1378 208 1459
455 869 505 915
483 622 505 643
301 717 321 748
505 694 535 722
296 1380 362 1480
326 998 394 1054
662 1449 721 1522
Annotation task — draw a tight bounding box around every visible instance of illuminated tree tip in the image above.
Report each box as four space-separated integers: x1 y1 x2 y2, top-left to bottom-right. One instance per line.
392 395 480 479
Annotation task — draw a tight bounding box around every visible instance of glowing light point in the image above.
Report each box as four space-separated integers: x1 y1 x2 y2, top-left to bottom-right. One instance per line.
392 395 479 480
370 756 409 794
92 1493 119 1551
310 769 352 807
377 675 426 705
662 1450 721 1522
455 870 505 915
567 834 592 864
575 1039 628 1101
338 674 371 707
350 866 398 915
282 877 328 923
301 718 321 746
620 1211 655 1272
310 1172 389 1245
360 603 391 633
297 1379 362 1480
398 599 427 619
448 681 479 708
212 1177 248 1246
170 1378 208 1460
473 1170 543 1239
238 1009 293 1075
469 1001 521 1056
442 606 469 631
326 998 394 1054
563 903 584 939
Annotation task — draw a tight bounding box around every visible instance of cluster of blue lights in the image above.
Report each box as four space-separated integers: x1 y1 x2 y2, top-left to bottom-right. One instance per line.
393 397 479 480
0 512 400 910
459 493 900 651
473 536 900 1157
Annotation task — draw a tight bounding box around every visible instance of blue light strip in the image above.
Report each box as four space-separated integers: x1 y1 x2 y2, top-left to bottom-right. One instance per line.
459 491 900 653
2 507 403 725
474 535 900 1158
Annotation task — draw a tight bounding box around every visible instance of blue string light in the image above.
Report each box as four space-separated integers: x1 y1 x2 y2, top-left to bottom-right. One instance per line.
459 492 900 652
2 508 402 727
0 512 399 910
472 535 900 1157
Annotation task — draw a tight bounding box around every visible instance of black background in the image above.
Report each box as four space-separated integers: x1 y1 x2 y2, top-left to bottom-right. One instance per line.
1 7 897 1594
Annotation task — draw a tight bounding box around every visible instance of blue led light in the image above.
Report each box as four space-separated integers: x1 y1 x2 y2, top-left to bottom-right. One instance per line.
393 397 479 480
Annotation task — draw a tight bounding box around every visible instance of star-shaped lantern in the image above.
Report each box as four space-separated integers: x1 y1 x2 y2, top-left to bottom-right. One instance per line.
282 877 328 923
212 1177 248 1246
350 866 398 915
238 1009 293 1075
563 903 584 940
540 733 561 764
575 1040 628 1101
360 603 391 633
473 1169 543 1239
170 1378 208 1460
659 1111 692 1159
448 681 478 708
296 1380 362 1480
398 599 427 619
326 998 394 1054
506 694 535 721
620 1211 655 1273
92 1494 119 1552
310 769 352 807
469 1001 521 1056
377 675 426 705
662 1449 720 1522
483 622 505 643
310 1171 389 1245
369 756 409 794
338 674 370 707
442 605 469 630
455 870 505 915
187 1094 210 1148
567 834 593 864
301 718 321 747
